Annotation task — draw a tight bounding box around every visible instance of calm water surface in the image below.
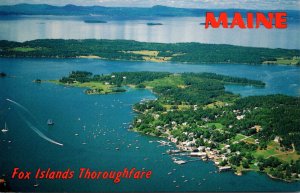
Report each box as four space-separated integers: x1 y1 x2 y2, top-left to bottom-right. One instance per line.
0 58 299 192
0 16 299 49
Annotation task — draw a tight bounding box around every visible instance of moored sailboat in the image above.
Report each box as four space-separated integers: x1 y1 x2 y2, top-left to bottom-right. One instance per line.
47 119 54 126
1 122 8 133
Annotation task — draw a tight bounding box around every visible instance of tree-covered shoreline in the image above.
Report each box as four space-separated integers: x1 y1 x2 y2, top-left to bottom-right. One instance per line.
52 71 300 182
1 39 299 65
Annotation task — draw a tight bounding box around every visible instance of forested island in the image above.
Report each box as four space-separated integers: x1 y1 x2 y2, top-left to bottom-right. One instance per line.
0 39 299 65
0 72 7 77
147 23 163 26
84 20 107 24
53 71 300 182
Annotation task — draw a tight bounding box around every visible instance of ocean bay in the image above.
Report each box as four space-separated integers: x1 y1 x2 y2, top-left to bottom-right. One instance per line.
0 58 299 191
0 16 300 49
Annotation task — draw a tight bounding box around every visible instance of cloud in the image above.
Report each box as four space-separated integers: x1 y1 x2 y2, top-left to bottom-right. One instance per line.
0 0 299 10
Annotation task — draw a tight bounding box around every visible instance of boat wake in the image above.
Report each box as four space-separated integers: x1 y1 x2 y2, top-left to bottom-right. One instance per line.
20 113 63 146
6 98 46 131
6 98 64 147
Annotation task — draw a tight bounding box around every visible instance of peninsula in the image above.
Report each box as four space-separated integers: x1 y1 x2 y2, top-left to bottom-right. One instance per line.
53 71 300 182
0 39 299 65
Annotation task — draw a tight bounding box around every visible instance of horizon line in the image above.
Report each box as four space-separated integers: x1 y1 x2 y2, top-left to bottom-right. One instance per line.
0 3 299 11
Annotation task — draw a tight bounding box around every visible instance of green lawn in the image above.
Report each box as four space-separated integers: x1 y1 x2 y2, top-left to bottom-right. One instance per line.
144 75 184 88
204 101 226 109
219 143 226 149
249 164 259 170
253 141 300 162
276 152 300 162
163 104 191 111
263 57 300 65
205 122 224 129
231 134 247 143
11 47 38 52
49 80 113 93
243 137 256 144
71 81 112 93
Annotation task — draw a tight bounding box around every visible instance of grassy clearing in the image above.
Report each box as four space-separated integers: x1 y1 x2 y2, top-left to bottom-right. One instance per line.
263 57 300 65
249 164 259 170
144 75 185 88
71 81 112 92
275 152 300 162
243 137 256 144
254 148 278 158
11 47 38 52
128 50 159 56
123 50 172 62
142 56 172 62
254 141 281 157
163 104 191 111
204 101 226 109
50 80 113 93
253 141 300 162
231 134 247 143
205 122 224 129
219 143 226 149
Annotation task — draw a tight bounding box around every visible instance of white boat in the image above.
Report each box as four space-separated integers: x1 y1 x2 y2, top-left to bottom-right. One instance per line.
47 119 54 126
157 140 170 146
174 160 187 165
1 122 8 133
33 179 39 187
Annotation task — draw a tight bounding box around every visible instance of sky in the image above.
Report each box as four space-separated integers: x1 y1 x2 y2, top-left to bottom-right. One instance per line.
0 0 299 10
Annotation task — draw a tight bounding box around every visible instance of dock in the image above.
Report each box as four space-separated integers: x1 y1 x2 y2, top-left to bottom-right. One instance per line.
167 149 184 154
218 166 232 172
174 160 187 165
190 152 207 157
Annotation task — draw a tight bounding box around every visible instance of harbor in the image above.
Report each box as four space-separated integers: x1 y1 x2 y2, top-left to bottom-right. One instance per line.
1 58 300 191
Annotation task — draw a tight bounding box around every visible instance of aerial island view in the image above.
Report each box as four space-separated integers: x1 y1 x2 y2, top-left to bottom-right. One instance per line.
0 0 299 192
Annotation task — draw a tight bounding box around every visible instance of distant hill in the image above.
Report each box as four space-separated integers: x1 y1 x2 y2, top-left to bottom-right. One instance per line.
0 4 299 20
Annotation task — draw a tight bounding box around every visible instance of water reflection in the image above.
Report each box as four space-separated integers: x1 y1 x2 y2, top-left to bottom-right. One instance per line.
0 16 299 49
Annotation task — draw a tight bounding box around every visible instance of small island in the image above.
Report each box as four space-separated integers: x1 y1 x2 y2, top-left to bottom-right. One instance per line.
147 22 163 26
84 20 107 24
53 71 300 182
0 72 6 77
33 79 42 83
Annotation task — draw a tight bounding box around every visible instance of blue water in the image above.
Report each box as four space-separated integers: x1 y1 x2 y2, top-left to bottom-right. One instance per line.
0 58 299 192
